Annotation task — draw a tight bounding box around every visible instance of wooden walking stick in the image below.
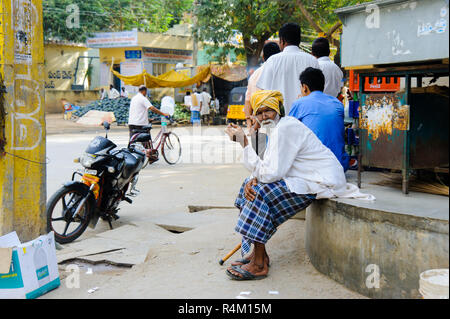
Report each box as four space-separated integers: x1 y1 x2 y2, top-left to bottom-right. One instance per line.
219 243 241 265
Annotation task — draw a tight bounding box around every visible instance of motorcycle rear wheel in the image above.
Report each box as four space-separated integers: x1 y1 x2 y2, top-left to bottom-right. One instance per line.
46 183 93 244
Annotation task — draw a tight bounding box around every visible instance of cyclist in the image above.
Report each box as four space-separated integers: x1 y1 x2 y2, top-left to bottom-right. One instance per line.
128 85 169 139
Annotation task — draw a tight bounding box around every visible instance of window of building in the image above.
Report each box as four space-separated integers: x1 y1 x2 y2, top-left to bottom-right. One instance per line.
152 63 167 76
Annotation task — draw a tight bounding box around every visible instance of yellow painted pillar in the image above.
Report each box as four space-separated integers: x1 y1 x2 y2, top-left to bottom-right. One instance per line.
0 0 46 241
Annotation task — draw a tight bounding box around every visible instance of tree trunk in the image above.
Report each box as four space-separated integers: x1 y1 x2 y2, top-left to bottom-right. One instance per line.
244 36 268 67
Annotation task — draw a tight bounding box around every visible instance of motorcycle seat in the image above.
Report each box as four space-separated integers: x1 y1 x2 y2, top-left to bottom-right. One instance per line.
130 124 152 134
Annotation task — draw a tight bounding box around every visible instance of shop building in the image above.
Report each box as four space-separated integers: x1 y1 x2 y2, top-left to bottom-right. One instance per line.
87 30 194 100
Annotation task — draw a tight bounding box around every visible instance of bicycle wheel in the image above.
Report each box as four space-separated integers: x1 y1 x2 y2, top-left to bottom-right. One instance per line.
46 183 92 244
161 132 181 165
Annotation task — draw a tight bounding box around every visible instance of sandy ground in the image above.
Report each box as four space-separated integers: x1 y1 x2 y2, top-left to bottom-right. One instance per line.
41 115 365 299
44 217 364 299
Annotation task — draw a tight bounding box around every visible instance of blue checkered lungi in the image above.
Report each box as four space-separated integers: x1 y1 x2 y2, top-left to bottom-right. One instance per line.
234 177 316 256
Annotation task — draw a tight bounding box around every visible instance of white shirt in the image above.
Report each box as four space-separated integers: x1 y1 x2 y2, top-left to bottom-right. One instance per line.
318 56 344 98
191 92 202 112
200 92 211 115
109 88 120 99
214 98 220 112
121 89 129 98
245 64 264 102
242 116 375 200
184 95 192 107
257 46 319 115
128 92 152 126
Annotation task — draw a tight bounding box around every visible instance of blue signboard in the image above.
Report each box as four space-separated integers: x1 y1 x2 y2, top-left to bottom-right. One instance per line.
125 50 142 59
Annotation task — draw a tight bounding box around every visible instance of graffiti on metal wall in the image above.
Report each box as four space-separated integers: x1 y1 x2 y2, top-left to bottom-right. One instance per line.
417 6 448 37
360 93 410 141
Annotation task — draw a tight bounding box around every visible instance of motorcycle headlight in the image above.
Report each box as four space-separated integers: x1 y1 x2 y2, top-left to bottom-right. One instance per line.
80 153 102 168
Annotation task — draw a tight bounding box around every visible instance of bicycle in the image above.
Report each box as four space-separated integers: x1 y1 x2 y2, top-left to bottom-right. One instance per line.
128 116 182 167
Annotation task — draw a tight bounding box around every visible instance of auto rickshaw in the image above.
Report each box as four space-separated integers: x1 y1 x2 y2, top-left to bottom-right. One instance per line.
226 86 247 125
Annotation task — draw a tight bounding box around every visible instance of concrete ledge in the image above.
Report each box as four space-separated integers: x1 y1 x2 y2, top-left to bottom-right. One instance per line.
305 198 449 299
292 209 306 220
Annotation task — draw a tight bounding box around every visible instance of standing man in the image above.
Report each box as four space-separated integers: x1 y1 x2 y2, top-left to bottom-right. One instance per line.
183 91 192 109
201 87 212 125
312 37 343 98
257 22 319 115
244 42 281 131
108 84 120 99
289 67 350 171
191 89 202 125
128 85 169 139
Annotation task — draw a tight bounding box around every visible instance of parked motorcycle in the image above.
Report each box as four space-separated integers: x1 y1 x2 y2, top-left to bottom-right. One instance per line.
46 121 152 244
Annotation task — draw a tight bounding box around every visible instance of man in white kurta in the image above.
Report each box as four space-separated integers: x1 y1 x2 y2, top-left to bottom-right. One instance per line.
256 23 319 115
244 42 281 131
200 88 212 125
312 37 343 98
225 90 373 281
108 85 120 99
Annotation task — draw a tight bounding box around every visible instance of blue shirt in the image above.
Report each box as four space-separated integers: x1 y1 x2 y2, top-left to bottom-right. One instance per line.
289 91 349 171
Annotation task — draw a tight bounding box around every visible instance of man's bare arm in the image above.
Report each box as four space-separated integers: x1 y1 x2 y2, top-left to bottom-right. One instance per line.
150 105 169 117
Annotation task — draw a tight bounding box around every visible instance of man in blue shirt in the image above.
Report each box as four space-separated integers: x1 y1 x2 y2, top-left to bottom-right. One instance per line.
289 67 350 171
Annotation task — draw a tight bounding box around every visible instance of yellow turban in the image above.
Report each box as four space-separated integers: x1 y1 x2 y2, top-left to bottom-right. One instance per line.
250 90 283 116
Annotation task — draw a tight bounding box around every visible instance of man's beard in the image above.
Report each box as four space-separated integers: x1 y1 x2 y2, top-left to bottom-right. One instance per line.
258 114 280 129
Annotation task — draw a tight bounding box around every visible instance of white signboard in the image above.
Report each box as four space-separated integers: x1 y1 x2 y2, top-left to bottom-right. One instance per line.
100 62 111 87
87 30 138 48
120 60 143 95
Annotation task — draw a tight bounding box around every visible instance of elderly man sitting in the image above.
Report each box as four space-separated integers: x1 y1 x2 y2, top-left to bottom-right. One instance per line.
224 90 372 281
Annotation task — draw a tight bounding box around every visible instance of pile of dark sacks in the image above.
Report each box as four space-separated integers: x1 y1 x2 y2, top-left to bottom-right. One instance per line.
72 97 161 125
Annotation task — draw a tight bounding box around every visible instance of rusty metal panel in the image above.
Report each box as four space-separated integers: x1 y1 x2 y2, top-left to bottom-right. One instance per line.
360 92 409 169
361 129 407 169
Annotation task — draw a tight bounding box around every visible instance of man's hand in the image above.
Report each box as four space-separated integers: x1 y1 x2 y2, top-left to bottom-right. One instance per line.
225 123 248 148
246 116 260 136
244 178 258 201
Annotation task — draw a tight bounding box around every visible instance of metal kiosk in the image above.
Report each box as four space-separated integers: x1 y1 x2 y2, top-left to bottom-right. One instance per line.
336 0 449 194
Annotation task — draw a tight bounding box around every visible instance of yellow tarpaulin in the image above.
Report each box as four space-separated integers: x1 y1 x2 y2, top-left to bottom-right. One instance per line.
111 64 248 88
198 64 248 83
111 66 211 88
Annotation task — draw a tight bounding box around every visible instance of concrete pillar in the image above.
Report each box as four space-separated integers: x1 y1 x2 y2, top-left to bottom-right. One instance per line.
0 0 46 241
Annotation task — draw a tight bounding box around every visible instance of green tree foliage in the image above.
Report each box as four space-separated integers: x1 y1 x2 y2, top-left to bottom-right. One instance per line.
43 0 193 42
43 0 110 42
298 0 372 43
194 0 372 66
194 0 304 66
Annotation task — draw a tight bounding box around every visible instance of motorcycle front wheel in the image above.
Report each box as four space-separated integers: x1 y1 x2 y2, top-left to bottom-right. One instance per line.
46 183 93 244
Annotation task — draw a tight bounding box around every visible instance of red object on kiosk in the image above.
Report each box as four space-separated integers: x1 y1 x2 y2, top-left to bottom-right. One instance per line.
348 70 400 92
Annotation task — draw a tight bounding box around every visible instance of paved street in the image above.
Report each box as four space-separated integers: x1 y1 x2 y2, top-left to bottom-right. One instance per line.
42 118 364 299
